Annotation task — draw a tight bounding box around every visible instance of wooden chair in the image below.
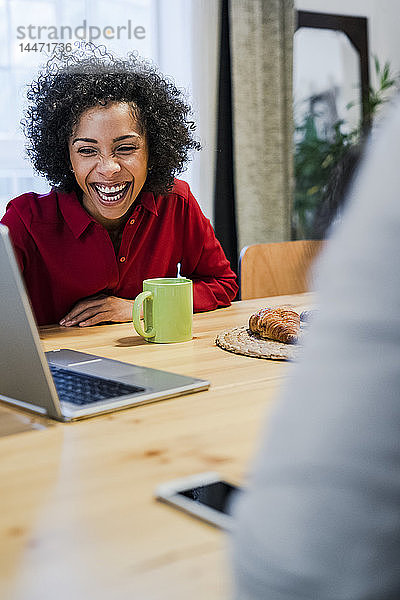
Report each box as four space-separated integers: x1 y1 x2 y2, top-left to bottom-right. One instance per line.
238 240 324 300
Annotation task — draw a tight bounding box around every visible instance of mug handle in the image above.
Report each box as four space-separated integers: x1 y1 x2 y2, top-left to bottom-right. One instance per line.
133 291 155 338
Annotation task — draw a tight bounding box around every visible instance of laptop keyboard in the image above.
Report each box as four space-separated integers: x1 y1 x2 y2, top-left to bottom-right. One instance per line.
49 365 145 405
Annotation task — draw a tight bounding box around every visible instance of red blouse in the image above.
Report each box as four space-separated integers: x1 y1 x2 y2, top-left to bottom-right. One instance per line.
1 179 238 325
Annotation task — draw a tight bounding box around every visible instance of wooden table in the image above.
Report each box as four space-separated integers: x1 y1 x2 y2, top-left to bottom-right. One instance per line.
0 293 312 600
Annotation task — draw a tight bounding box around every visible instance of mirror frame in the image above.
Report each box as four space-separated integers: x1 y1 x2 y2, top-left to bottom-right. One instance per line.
296 10 370 129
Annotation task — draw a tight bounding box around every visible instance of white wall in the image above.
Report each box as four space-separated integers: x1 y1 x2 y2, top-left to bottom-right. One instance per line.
295 0 400 90
156 0 220 222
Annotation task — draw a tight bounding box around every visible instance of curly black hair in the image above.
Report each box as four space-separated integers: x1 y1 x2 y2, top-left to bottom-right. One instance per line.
22 43 201 195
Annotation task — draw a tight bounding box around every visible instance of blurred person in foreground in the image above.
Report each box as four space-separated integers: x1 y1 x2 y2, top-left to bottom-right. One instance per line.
1 44 238 327
230 95 400 599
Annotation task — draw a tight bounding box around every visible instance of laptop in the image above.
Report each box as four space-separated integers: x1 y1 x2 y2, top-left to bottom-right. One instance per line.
0 224 210 421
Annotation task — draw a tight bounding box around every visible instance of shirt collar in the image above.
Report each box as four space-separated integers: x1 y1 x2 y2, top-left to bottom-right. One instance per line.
57 189 93 238
138 190 158 216
56 188 159 239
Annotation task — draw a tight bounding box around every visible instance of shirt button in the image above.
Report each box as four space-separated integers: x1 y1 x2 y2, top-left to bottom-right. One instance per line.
129 218 135 225
120 256 126 263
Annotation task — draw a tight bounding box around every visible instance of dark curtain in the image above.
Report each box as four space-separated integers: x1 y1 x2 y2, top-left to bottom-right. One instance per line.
214 0 238 274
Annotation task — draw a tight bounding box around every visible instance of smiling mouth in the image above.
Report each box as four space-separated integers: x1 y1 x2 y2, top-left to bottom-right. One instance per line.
90 182 132 205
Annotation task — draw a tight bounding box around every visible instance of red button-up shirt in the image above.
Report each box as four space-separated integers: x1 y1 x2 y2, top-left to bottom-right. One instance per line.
1 179 238 325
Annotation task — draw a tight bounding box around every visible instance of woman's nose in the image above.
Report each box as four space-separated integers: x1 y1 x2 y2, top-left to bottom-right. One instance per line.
97 156 121 176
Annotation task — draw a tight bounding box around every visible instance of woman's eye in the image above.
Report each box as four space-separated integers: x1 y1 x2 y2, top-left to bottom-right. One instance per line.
117 145 137 153
77 148 96 155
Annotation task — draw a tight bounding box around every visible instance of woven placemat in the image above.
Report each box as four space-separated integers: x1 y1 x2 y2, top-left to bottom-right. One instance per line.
215 325 307 361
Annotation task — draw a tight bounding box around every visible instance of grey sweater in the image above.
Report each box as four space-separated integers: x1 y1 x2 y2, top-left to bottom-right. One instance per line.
230 98 400 599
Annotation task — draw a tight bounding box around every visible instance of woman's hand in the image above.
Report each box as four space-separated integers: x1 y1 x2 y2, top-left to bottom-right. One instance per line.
59 294 134 327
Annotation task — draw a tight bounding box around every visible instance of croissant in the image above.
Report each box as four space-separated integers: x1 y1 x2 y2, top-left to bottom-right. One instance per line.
249 307 300 344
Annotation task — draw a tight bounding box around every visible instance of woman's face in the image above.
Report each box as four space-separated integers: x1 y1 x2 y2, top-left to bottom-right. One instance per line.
68 102 148 227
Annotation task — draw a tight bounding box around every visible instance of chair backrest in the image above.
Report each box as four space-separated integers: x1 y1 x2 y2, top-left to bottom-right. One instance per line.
239 240 324 300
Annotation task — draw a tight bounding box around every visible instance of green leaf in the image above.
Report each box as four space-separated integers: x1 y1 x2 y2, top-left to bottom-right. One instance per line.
381 79 396 90
382 62 390 81
374 54 380 75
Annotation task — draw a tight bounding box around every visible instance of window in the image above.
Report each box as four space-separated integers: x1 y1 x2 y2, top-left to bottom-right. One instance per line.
0 0 156 216
1 0 214 220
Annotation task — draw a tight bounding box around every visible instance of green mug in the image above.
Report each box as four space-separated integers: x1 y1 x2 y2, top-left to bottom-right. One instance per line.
133 278 193 343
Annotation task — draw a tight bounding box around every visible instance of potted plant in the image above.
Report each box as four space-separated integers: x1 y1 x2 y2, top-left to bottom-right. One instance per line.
293 57 399 239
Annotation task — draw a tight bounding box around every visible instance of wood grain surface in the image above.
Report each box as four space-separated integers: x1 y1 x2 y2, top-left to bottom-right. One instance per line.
0 293 312 600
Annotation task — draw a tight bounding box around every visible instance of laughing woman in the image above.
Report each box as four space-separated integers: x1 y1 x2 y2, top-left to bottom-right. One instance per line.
1 46 238 326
